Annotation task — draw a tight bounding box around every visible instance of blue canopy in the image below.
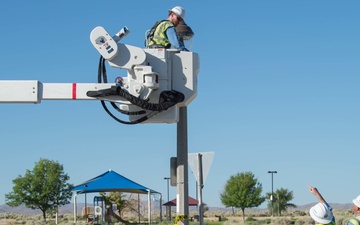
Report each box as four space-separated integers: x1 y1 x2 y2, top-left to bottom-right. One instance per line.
72 169 159 194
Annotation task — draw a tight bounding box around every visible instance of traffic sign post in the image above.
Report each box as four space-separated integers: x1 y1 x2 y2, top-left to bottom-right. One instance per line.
188 152 214 225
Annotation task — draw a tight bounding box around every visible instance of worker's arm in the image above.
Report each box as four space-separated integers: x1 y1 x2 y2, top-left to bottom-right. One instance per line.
166 27 188 51
309 186 327 204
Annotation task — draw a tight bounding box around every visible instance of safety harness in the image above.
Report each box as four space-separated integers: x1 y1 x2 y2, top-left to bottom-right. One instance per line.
145 20 173 49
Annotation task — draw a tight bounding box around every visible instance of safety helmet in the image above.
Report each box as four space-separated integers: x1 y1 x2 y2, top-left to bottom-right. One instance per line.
168 6 185 20
309 203 333 224
353 195 360 208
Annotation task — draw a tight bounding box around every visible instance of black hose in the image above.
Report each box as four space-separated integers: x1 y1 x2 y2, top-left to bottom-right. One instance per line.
96 56 151 124
95 55 184 124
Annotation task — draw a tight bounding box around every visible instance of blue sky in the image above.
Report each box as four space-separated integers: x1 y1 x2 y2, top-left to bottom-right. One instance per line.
0 1 359 210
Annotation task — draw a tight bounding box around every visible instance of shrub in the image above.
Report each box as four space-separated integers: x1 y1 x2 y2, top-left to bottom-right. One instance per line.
246 217 257 222
295 217 313 225
271 218 292 225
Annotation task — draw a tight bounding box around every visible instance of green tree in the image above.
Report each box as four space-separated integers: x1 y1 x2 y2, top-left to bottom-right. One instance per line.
5 158 73 222
266 188 296 216
220 171 265 221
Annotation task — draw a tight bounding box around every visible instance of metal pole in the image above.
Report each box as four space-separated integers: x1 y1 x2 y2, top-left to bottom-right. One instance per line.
84 185 87 222
195 181 198 201
177 107 189 225
164 177 170 221
138 194 140 223
271 173 273 216
148 191 151 225
197 153 204 225
268 171 277 217
73 193 77 223
160 194 163 222
164 177 170 202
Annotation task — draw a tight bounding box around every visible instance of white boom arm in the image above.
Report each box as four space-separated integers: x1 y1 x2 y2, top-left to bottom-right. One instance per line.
0 81 125 103
0 26 199 124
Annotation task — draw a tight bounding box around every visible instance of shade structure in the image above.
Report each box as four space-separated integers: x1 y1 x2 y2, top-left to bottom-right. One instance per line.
163 196 199 206
72 169 161 224
72 169 159 194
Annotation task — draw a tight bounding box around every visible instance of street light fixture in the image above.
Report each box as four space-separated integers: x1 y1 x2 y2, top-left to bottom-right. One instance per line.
268 171 277 217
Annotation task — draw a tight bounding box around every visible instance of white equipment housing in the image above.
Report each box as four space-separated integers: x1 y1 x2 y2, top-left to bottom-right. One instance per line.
0 26 199 124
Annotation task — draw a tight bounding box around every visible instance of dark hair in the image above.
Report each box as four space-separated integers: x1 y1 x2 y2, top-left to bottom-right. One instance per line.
169 11 183 21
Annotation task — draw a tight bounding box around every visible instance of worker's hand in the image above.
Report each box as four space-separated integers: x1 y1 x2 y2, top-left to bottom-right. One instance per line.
309 186 319 195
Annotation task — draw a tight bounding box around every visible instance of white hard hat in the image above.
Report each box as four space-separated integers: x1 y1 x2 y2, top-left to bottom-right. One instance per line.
168 6 185 20
309 203 333 224
353 195 360 208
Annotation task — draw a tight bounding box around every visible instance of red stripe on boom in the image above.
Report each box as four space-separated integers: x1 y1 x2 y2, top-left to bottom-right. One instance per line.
72 83 76 99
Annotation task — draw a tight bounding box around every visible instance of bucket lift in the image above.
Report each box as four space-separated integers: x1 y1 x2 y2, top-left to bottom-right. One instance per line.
0 25 199 124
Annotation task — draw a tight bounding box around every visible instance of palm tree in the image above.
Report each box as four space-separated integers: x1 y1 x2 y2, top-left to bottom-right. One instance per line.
266 188 296 216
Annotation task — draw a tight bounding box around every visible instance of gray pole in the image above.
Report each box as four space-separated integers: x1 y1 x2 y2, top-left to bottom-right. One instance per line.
164 177 170 202
268 171 277 217
84 185 87 221
271 173 274 216
177 107 189 225
164 177 170 221
197 153 204 225
138 194 140 223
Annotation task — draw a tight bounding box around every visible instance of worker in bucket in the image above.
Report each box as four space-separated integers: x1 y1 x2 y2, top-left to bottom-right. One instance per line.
309 186 336 225
146 6 188 51
346 195 360 225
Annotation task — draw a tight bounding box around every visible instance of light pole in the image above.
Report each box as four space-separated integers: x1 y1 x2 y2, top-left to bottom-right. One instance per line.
84 184 88 222
164 177 170 202
164 177 170 221
268 171 277 217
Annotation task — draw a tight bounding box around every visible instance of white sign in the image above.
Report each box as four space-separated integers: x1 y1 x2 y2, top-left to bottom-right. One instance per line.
188 151 214 184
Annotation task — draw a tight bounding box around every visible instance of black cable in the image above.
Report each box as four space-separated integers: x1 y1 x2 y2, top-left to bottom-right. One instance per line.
88 86 184 112
96 56 151 124
100 101 148 125
115 87 184 111
101 57 107 83
94 55 184 124
97 57 102 83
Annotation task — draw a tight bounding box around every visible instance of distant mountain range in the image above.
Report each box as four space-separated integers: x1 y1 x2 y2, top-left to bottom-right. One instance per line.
0 203 353 215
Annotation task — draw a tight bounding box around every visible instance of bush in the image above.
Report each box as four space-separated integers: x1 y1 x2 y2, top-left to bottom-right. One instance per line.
246 217 257 222
291 210 307 217
294 217 313 225
270 218 292 225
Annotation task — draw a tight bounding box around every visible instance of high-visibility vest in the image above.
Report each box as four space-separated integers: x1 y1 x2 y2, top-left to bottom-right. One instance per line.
147 20 174 48
348 215 360 225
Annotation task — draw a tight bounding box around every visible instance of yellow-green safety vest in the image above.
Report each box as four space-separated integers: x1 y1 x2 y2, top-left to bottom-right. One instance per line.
348 215 360 225
148 20 174 48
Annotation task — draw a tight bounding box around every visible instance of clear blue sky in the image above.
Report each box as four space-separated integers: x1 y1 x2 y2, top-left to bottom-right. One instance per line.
0 1 359 209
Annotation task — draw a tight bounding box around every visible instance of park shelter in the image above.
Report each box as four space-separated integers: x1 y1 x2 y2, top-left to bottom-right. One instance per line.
72 169 161 224
163 196 199 220
163 196 199 206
